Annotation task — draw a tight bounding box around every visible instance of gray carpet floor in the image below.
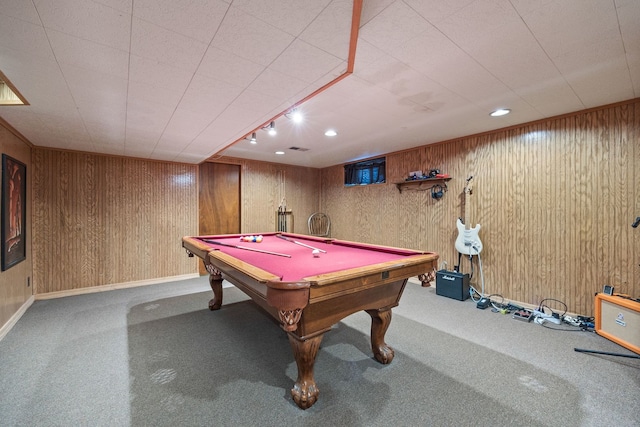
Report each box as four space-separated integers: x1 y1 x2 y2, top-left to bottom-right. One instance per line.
1 276 638 426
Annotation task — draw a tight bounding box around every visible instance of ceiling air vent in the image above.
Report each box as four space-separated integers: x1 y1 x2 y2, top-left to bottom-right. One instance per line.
289 146 309 152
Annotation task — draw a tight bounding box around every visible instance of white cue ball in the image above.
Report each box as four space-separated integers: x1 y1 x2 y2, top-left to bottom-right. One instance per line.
312 249 320 257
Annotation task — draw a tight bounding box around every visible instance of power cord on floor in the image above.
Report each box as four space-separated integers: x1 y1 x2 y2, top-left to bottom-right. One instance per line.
468 248 486 304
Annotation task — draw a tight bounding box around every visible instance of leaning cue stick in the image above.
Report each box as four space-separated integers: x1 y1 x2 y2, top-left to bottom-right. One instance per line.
276 233 327 253
574 348 640 359
202 239 291 258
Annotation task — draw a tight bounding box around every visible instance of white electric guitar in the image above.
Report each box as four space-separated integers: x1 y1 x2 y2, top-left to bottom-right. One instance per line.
455 176 483 255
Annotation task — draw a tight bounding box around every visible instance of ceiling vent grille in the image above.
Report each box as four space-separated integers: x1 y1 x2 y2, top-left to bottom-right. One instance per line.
289 146 309 151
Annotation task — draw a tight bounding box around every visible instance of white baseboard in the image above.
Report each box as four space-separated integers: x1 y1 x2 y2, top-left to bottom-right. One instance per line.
34 273 200 300
0 295 35 342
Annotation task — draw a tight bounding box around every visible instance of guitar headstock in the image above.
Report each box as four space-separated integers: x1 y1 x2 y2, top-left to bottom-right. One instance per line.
464 176 474 195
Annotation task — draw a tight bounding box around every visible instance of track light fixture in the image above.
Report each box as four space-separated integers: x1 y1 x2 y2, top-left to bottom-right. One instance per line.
262 121 277 136
244 132 257 144
285 108 303 123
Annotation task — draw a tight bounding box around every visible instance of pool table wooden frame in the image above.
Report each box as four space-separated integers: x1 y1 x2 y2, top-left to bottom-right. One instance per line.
182 232 438 409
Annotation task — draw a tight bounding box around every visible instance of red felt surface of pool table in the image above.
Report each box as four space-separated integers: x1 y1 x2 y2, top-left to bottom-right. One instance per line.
195 232 422 282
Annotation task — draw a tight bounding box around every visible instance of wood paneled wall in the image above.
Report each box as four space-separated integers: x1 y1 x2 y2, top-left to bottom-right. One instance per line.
21 100 640 318
215 157 321 235
0 122 32 331
321 100 640 316
32 149 198 294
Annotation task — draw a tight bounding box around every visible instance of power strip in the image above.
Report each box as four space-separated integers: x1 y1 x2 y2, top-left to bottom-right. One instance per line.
533 310 561 325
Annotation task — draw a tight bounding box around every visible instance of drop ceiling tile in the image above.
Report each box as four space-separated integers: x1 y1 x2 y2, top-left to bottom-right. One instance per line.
34 0 131 51
299 0 353 60
521 0 618 60
247 68 308 108
128 55 194 93
0 55 77 113
231 0 331 36
125 101 174 140
566 62 635 107
0 0 42 25
178 73 244 116
123 144 155 159
269 39 344 84
210 7 294 67
125 127 163 150
153 134 192 153
156 109 213 145
619 0 640 51
197 46 266 88
47 30 129 79
0 15 55 60
130 17 208 72
133 0 228 43
359 0 431 55
515 78 583 117
126 81 184 112
436 0 522 44
171 151 208 164
359 0 395 26
149 150 183 162
354 55 460 111
84 119 125 143
231 85 290 118
393 27 506 103
93 0 132 15
60 63 128 105
455 20 560 91
403 0 476 24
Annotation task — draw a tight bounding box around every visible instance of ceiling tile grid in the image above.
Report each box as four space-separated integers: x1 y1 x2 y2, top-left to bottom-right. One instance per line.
0 0 638 168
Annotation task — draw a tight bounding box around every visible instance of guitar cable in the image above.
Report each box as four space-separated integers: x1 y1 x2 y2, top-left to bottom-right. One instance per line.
469 246 486 302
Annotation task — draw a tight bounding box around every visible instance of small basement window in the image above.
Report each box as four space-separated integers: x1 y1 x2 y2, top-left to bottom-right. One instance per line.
344 157 386 186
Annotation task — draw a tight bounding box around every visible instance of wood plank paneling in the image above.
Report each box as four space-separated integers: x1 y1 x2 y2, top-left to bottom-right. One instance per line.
32 150 197 293
321 100 640 316
214 157 321 235
23 99 640 317
0 123 32 331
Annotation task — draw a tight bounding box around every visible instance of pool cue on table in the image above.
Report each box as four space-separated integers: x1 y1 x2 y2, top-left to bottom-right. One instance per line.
202 239 291 258
276 233 327 253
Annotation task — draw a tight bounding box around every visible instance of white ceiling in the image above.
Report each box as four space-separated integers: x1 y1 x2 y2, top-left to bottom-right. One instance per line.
0 0 638 168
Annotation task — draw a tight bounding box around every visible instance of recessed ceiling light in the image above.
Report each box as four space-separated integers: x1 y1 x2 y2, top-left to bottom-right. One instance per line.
275 151 285 155
490 108 511 117
324 129 337 137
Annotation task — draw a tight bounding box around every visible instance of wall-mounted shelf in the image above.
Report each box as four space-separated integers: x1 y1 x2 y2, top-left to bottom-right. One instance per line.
394 177 451 193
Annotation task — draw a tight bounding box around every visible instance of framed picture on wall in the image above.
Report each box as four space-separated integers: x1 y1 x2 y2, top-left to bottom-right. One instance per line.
1 154 26 271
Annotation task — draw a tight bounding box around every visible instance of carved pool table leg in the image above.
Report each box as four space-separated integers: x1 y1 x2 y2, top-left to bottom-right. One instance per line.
366 308 394 364
288 333 324 409
205 262 223 311
418 270 436 287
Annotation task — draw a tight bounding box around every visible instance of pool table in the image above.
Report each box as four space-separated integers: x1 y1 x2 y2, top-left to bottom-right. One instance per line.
182 232 438 409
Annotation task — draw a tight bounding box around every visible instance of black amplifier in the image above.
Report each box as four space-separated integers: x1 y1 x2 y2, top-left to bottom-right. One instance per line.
435 270 470 301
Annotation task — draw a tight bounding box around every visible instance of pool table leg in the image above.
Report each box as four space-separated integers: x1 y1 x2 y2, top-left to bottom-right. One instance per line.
366 308 395 364
418 270 436 287
288 333 324 409
204 263 223 311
